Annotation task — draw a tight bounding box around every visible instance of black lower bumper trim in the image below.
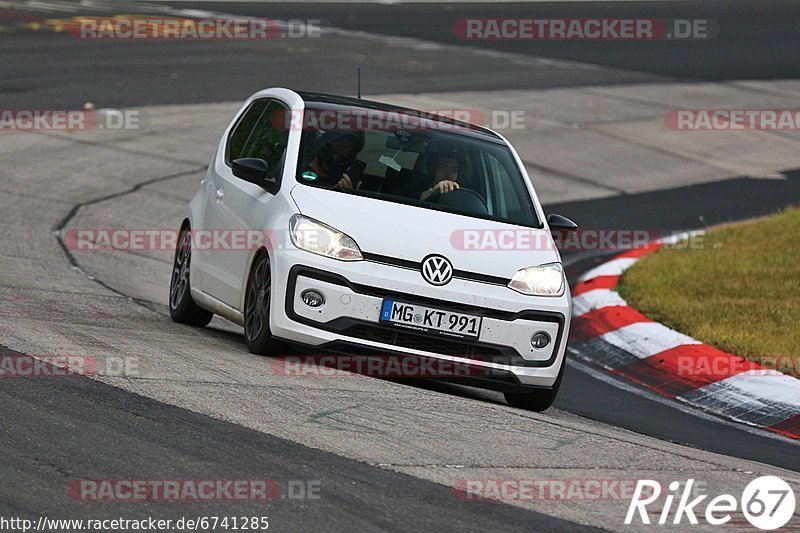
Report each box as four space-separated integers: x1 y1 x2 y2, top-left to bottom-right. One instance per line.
285 265 566 368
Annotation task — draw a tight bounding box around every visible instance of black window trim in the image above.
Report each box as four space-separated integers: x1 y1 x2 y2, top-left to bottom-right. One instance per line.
225 97 292 190
293 125 543 228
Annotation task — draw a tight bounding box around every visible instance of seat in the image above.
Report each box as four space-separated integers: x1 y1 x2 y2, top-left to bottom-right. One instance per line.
382 167 428 199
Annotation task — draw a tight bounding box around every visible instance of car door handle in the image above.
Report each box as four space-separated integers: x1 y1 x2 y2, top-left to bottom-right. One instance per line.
215 189 224 201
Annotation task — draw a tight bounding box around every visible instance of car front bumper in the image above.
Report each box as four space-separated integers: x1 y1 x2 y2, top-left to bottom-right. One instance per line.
268 249 571 388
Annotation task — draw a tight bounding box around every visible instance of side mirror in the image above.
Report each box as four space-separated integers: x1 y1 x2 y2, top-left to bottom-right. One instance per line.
232 158 278 193
547 213 578 232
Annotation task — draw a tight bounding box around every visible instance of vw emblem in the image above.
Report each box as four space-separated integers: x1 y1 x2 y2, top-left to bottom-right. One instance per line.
421 254 453 286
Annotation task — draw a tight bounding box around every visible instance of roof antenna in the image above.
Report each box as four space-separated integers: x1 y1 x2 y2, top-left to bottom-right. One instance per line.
357 67 362 99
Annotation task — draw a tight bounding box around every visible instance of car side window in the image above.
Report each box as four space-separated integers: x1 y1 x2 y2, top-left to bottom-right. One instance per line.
486 153 531 223
227 99 290 183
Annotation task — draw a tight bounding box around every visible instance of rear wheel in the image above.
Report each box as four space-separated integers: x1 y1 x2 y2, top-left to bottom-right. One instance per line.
504 359 565 412
243 252 282 355
169 226 213 327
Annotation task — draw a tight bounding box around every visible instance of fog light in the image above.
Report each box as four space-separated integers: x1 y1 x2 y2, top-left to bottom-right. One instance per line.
301 289 325 308
530 331 551 349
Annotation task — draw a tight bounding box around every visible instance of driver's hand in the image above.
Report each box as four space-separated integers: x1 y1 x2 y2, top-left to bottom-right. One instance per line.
434 180 459 194
335 173 353 189
420 180 459 201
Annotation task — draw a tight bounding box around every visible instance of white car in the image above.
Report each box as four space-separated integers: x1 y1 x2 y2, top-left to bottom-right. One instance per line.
169 88 576 411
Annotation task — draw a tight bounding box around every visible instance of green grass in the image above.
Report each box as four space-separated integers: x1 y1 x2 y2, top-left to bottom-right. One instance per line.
617 207 800 377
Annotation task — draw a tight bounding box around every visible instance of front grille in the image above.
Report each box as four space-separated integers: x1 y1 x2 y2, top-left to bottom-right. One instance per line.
341 323 505 361
294 266 561 322
362 252 510 286
287 265 564 368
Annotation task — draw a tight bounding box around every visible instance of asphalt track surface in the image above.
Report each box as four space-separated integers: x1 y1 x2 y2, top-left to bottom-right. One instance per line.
181 1 800 80
2 1 800 108
1 0 800 530
4 0 795 464
396 172 800 472
0 345 595 532
554 172 800 471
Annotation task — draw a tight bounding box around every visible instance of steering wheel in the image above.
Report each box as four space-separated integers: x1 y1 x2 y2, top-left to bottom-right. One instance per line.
427 187 489 214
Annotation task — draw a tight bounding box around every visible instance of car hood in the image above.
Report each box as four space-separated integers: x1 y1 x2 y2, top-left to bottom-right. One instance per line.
290 185 560 280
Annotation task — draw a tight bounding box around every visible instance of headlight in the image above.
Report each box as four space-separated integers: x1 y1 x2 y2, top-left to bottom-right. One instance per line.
289 214 363 261
508 263 565 296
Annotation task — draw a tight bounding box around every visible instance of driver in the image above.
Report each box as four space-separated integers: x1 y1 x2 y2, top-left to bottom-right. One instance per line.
419 148 460 201
305 131 365 189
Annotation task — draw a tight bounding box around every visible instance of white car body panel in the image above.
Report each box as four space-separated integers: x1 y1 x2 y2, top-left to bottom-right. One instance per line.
181 87 572 389
289 185 560 279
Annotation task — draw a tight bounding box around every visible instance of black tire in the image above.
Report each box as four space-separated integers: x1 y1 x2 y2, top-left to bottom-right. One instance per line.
169 226 213 327
504 358 565 412
243 251 282 355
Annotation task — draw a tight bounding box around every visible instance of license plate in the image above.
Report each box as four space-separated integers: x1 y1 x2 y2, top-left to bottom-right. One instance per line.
379 299 482 340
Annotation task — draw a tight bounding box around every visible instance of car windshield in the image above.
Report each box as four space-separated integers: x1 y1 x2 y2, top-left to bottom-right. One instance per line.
294 104 540 228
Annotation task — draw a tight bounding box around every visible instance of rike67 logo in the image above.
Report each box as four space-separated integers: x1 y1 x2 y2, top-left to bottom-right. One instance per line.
626 476 796 529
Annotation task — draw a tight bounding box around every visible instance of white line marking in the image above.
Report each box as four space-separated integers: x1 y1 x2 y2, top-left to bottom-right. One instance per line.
572 288 627 317
566 354 800 446
708 371 800 410
578 257 638 281
600 322 700 359
162 4 609 73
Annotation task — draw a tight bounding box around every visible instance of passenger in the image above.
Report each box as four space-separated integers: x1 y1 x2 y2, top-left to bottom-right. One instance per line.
419 150 460 201
304 131 365 189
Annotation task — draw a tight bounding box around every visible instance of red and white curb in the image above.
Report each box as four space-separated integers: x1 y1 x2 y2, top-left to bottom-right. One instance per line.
569 233 800 440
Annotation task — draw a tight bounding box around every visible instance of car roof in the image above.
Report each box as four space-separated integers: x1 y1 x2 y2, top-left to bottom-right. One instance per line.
296 90 504 144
